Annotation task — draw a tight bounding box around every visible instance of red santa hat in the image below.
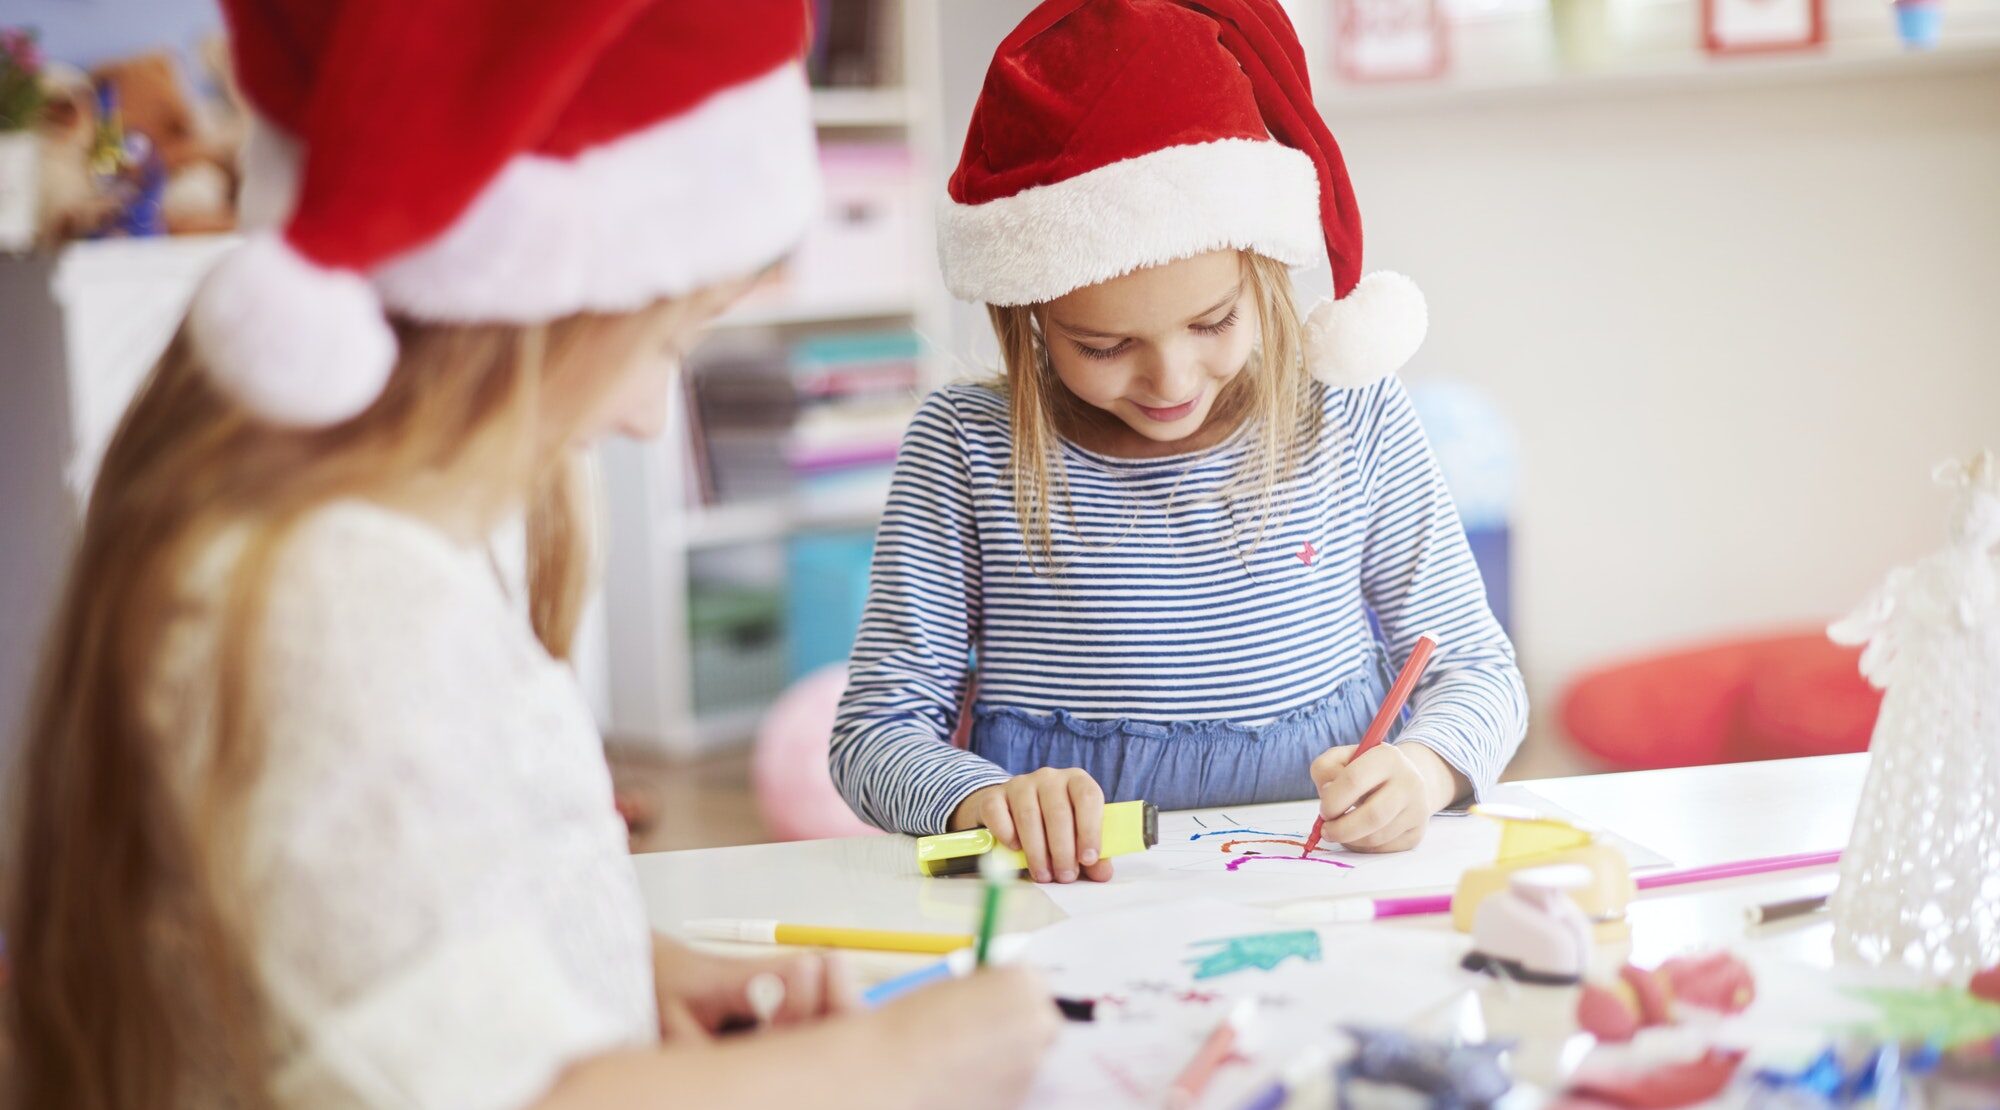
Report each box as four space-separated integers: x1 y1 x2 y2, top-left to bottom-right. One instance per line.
193 0 819 427
939 0 1425 388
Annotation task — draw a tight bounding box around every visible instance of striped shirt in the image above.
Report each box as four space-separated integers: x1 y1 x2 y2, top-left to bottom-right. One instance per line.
829 376 1528 834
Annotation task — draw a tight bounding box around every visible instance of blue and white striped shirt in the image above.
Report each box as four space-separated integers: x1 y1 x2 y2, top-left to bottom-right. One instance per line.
829 376 1528 834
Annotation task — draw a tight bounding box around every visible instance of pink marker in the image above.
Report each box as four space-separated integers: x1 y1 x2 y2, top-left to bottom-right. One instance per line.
1280 849 1845 924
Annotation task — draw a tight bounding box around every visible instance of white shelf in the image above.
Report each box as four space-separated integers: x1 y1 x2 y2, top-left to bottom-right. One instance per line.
681 481 893 550
1323 30 2000 116
811 87 915 128
712 295 917 330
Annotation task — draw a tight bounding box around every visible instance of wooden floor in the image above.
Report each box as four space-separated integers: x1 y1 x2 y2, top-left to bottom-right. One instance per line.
609 721 1600 855
609 744 769 854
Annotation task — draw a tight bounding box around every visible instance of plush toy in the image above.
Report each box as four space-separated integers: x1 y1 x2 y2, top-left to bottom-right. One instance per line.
31 62 115 243
1576 952 1756 1044
90 51 235 234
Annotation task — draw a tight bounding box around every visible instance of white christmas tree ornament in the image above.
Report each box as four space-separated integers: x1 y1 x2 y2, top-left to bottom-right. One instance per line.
1828 451 2000 981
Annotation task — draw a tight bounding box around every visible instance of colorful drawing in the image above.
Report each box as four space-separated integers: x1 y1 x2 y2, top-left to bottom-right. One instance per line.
1186 827 1293 842
1216 837 1336 855
1185 929 1324 980
1225 854 1355 873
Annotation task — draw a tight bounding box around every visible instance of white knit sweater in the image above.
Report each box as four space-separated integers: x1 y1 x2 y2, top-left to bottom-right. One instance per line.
148 500 656 1108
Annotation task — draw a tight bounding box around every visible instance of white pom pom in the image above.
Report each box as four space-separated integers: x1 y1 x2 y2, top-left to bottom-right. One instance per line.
1302 271 1428 388
189 234 396 427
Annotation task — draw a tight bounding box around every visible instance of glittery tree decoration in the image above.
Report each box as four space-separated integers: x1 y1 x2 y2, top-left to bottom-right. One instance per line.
1829 451 2000 980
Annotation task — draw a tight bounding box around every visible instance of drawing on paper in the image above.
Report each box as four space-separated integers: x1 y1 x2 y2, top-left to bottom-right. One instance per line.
1225 854 1354 872
1185 929 1324 980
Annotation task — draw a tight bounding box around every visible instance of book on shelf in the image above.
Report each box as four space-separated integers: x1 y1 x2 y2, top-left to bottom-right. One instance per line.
685 329 922 508
809 0 900 88
723 139 914 323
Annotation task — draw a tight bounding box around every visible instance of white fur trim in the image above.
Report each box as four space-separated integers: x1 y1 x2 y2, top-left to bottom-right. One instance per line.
1303 272 1428 388
190 234 397 426
938 139 1324 306
240 62 820 322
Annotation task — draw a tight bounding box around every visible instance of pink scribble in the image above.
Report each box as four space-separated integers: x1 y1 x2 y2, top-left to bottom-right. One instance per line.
1225 853 1354 872
1176 988 1221 1004
1093 1053 1149 1100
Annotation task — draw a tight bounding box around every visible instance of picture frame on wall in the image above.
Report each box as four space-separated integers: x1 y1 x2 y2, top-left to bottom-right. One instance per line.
1702 0 1826 54
1333 0 1449 83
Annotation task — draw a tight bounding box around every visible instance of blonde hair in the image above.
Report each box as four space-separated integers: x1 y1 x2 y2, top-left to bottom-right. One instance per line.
988 251 1317 573
2 294 710 1110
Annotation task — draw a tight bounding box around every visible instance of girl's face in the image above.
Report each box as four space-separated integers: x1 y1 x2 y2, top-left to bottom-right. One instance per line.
1042 250 1256 448
588 273 762 442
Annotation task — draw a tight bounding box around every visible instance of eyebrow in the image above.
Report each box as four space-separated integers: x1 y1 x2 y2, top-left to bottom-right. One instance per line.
1050 284 1242 340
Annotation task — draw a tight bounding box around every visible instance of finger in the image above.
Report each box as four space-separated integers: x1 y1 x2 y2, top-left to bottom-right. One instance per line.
659 996 709 1042
1325 787 1405 846
1308 744 1359 787
1036 775 1079 882
1343 801 1419 851
1318 749 1392 818
823 953 863 1014
1010 787 1051 882
1068 774 1105 869
773 956 819 1023
981 791 1019 851
1082 857 1115 883
1347 817 1425 854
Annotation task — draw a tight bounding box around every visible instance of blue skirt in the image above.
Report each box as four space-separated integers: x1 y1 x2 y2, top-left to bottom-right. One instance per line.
969 647 1398 811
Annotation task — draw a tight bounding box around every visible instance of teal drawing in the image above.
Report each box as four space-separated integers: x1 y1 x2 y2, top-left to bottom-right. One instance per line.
1185 929 1323 980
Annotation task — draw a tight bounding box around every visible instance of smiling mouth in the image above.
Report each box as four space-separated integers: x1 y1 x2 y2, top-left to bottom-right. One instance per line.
1134 396 1200 423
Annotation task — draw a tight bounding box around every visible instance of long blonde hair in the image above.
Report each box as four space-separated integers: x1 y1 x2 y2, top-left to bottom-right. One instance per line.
2 295 705 1110
988 251 1317 573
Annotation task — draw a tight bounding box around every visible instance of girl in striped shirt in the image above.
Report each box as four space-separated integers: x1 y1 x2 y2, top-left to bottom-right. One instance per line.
831 0 1527 884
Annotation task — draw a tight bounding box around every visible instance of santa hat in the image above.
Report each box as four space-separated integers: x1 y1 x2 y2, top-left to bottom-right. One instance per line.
193 0 820 427
939 0 1425 388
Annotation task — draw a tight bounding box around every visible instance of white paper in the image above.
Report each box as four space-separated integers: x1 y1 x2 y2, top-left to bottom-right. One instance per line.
1043 786 1671 917
1019 899 1482 1109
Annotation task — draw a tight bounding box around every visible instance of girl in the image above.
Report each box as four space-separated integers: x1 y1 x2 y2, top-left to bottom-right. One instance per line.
3 3 1053 1107
830 0 1528 884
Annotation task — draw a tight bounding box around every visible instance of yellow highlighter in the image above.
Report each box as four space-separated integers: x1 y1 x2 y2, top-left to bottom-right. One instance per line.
916 800 1159 877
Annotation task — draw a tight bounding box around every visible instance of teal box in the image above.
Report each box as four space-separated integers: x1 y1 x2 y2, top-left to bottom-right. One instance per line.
786 529 876 679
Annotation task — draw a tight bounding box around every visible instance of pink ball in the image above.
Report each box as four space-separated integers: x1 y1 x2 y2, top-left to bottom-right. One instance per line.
752 664 880 841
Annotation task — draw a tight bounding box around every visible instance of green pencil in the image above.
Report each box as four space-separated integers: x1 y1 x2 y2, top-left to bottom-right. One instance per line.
974 848 1009 966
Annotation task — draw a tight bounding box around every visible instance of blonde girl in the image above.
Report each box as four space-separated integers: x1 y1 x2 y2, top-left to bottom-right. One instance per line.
830 0 1528 884
4 2 1053 1107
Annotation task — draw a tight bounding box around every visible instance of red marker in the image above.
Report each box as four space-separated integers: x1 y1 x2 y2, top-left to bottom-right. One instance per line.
1166 998 1257 1109
1301 632 1440 857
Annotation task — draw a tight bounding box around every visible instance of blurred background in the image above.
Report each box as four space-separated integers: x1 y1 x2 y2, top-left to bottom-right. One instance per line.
3 0 1997 851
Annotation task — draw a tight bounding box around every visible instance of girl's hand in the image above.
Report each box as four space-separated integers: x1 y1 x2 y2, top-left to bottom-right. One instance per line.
651 933 860 1039
874 967 1059 1109
1307 742 1463 853
949 768 1114 884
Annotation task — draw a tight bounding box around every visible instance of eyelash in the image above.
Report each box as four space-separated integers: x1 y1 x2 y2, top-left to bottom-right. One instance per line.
1192 308 1240 335
1071 308 1240 361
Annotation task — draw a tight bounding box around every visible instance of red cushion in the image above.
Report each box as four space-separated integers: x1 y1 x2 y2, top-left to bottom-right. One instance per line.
1738 639 1880 761
1559 631 1880 771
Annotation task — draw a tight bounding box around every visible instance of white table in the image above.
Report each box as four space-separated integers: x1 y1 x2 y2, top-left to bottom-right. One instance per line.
635 754 1867 973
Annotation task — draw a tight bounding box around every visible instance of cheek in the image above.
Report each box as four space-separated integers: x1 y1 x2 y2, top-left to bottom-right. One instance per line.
604 353 680 440
1048 352 1128 408
1208 322 1256 379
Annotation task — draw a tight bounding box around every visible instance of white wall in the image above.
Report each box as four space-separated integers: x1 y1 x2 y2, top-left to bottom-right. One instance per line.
931 3 2000 756
1335 68 2000 718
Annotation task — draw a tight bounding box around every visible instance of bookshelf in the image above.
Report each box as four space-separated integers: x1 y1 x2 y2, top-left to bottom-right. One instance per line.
597 0 950 756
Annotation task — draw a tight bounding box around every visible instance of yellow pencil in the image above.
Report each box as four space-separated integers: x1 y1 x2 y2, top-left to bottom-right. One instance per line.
682 918 975 955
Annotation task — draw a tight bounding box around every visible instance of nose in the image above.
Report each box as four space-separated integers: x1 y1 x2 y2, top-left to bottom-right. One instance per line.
1135 341 1203 404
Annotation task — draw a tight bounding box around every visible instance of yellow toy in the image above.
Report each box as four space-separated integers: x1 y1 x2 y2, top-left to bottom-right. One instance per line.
1451 804 1634 938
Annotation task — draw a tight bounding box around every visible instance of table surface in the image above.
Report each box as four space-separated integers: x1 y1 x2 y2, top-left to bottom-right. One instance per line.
633 753 1867 972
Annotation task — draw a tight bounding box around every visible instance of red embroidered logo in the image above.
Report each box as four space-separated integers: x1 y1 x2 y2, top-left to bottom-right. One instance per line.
1296 540 1317 566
